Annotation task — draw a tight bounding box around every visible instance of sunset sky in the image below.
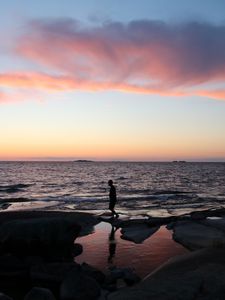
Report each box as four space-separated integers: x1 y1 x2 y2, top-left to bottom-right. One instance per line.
1 0 225 161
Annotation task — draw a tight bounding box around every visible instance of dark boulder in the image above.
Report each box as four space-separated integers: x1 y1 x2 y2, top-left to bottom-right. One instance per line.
0 217 81 258
60 268 101 300
30 262 80 286
108 248 225 300
72 243 83 257
0 254 29 288
0 293 13 300
106 266 140 287
81 262 105 284
24 287 56 300
172 221 225 250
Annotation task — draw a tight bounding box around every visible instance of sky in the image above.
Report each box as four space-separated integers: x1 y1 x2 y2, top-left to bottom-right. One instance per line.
1 0 225 161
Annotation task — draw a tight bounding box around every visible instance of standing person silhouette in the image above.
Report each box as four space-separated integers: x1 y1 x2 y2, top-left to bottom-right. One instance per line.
108 180 119 218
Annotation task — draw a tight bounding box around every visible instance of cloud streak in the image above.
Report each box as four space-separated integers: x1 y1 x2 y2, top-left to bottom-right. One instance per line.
2 18 225 101
0 90 28 104
0 71 186 96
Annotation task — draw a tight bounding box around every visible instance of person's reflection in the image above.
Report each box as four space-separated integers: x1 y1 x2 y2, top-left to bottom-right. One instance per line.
108 225 118 263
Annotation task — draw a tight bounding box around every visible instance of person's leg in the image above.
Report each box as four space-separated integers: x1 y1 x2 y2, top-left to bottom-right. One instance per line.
109 202 115 215
109 202 119 217
114 211 119 218
112 208 119 218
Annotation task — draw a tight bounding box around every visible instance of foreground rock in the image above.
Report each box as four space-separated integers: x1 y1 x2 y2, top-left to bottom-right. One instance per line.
60 268 101 300
0 293 13 300
0 211 100 298
81 262 105 284
172 221 225 250
201 217 225 232
121 224 159 243
0 211 99 232
0 217 81 258
0 256 106 299
108 248 225 300
0 211 99 259
106 266 140 287
30 262 80 287
24 287 56 300
190 208 225 219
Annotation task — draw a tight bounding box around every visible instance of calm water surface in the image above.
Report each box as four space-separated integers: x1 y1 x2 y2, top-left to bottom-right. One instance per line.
76 223 188 278
0 161 225 215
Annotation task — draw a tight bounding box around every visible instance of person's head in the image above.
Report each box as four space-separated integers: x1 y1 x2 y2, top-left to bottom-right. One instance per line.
108 180 113 186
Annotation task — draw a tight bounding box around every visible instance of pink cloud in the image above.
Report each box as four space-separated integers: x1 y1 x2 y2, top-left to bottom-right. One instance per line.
0 72 184 95
0 91 7 103
1 71 225 101
2 19 225 102
16 20 225 85
0 90 28 104
197 89 225 100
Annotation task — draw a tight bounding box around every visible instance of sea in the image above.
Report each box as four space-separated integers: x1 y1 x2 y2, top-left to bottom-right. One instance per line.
1 161 225 278
0 161 225 216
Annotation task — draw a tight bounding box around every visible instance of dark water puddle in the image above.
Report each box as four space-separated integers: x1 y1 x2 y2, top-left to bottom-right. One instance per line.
76 222 188 278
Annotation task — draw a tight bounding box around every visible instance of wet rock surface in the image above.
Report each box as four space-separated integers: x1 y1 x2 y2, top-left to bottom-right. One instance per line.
0 203 11 210
108 248 225 300
121 224 159 243
172 221 225 250
105 208 225 299
201 217 225 231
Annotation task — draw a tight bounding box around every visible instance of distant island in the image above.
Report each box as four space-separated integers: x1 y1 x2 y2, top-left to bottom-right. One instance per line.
172 160 187 163
73 160 94 163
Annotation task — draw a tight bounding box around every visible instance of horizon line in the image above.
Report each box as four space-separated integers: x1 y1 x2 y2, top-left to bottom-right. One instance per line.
0 159 225 163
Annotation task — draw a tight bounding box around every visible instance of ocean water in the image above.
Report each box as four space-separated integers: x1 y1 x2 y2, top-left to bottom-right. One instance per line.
0 161 225 216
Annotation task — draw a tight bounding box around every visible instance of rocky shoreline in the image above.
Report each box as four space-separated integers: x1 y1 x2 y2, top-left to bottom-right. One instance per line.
0 208 225 299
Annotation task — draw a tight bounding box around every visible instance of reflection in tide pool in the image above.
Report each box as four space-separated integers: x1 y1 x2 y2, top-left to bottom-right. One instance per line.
75 222 188 278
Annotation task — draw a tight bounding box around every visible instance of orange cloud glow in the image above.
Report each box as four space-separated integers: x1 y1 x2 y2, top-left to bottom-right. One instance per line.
1 19 225 102
1 72 225 101
0 90 28 103
0 71 184 95
197 89 225 100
